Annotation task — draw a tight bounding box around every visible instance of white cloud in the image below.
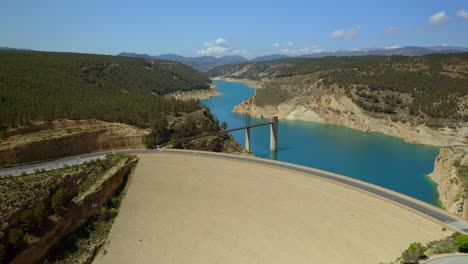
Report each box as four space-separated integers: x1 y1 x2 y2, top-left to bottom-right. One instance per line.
271 41 293 49
331 26 361 39
385 26 402 34
457 10 468 19
428 11 450 26
385 45 401 50
272 41 322 56
197 38 248 57
203 38 229 48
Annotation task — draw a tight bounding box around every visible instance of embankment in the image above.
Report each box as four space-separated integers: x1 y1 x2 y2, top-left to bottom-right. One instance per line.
9 156 137 264
0 120 149 167
95 154 448 264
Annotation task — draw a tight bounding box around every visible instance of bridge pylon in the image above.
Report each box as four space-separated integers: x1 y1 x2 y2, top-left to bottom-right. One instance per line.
270 116 278 151
245 127 251 151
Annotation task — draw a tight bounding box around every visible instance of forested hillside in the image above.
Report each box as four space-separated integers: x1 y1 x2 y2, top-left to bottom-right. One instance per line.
208 53 468 122
0 51 211 128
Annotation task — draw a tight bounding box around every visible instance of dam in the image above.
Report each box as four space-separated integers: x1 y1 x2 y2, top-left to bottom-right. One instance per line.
94 153 448 264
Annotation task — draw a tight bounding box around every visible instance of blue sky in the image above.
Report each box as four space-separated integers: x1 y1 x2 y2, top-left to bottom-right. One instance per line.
1 0 468 58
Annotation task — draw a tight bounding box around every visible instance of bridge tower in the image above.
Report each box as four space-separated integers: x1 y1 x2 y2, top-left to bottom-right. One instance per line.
270 116 278 151
245 127 251 151
245 113 251 151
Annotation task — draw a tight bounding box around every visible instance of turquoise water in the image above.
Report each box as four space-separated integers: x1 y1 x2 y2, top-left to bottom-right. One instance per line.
201 80 441 205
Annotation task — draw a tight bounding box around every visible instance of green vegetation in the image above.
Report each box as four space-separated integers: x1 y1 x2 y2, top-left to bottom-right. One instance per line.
220 121 227 130
0 129 6 140
401 242 426 263
254 85 293 106
144 116 171 147
455 234 468 252
19 203 47 230
51 188 70 214
0 154 133 263
45 164 134 264
0 50 210 128
8 229 24 248
321 55 468 120
143 109 222 148
425 234 458 255
391 233 467 263
0 245 5 263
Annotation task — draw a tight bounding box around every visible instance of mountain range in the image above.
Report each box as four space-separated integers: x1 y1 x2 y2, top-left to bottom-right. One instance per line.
118 46 468 72
2 46 466 72
118 52 248 72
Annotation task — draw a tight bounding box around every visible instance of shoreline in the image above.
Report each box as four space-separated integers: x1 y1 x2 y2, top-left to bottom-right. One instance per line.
233 102 466 147
166 82 222 101
211 77 263 90
217 77 466 147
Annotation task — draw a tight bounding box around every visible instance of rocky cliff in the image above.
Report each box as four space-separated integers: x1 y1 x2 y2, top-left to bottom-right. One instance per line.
230 75 467 147
9 156 138 264
430 147 468 219
0 120 149 167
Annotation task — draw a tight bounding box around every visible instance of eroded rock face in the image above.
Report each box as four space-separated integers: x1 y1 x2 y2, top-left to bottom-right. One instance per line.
231 76 467 147
430 147 468 218
9 158 138 264
0 120 149 167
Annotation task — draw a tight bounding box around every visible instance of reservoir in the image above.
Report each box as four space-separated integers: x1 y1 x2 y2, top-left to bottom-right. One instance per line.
201 80 440 205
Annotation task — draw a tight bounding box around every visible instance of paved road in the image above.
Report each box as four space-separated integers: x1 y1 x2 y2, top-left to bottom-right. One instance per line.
2 148 468 233
0 152 108 177
424 255 468 264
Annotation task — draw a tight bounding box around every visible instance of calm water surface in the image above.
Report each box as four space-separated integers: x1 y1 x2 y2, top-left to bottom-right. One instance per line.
201 80 440 205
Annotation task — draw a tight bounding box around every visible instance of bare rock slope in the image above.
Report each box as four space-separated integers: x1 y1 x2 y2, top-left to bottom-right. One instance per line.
0 120 149 167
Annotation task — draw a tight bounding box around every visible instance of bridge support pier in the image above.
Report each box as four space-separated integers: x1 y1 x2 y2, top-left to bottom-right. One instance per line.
245 127 251 151
270 116 278 151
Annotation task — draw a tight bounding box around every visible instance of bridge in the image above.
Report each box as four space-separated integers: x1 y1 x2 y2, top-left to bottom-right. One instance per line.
173 115 279 152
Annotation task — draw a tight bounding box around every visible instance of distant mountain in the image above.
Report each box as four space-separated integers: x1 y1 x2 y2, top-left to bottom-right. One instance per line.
250 54 290 62
118 52 248 71
119 46 468 71
117 52 153 60
0 47 32 51
303 46 468 58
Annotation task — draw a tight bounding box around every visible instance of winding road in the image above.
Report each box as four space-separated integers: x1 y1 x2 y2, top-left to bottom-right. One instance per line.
424 255 468 264
1 148 468 234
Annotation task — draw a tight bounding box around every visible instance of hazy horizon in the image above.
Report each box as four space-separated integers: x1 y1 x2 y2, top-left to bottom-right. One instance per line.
2 0 468 59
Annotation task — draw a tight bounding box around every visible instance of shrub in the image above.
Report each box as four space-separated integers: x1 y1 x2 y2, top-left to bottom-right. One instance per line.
455 234 468 252
220 121 227 130
32 203 47 227
51 188 70 213
19 209 34 230
0 244 5 262
100 207 109 220
0 130 6 140
8 228 24 248
401 242 426 263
